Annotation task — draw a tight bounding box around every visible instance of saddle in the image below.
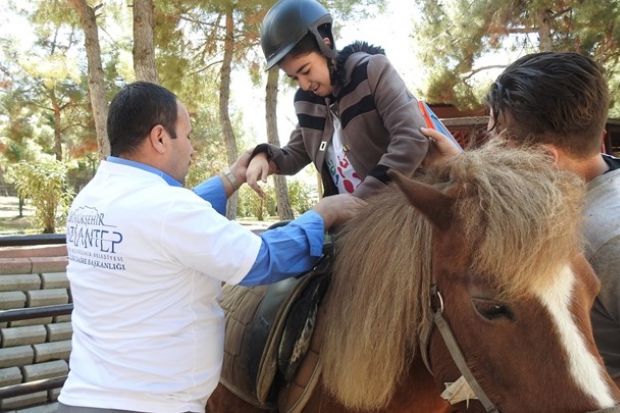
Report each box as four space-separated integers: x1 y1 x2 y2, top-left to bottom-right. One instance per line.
219 246 332 412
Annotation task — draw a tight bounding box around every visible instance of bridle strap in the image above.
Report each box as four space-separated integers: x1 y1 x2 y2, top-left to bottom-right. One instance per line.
424 285 620 413
429 292 620 413
432 309 500 413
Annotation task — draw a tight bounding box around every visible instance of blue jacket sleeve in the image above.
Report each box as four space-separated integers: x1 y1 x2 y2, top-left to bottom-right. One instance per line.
192 176 227 215
239 211 325 286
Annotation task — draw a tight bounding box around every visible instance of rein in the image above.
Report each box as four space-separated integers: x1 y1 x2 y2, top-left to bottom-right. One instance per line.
420 285 620 413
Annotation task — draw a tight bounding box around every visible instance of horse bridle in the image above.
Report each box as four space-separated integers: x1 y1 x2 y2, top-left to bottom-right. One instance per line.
420 284 620 413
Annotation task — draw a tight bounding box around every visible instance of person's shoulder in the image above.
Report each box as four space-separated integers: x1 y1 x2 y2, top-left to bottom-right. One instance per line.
338 41 385 62
140 184 204 208
589 155 620 196
365 53 394 74
602 153 620 172
169 185 204 199
336 42 387 74
589 234 620 275
152 186 207 214
154 186 218 220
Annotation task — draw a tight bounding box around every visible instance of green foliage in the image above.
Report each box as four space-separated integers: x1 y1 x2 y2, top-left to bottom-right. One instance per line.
236 177 314 220
184 93 231 188
607 61 620 119
286 179 314 215
414 0 620 113
65 156 98 194
5 158 73 233
0 2 100 164
185 143 228 189
237 184 276 221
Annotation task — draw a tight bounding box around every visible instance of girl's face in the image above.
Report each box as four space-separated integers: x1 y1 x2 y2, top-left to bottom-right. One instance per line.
279 51 332 97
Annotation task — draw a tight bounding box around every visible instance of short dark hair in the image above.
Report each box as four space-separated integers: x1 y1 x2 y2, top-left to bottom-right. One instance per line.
485 52 609 158
107 81 178 157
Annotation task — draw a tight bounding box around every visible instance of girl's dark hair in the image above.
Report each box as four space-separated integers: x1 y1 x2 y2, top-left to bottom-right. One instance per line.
107 81 178 157
485 52 609 158
287 23 332 59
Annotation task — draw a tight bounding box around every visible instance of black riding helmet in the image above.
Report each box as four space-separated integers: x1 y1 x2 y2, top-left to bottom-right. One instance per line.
260 0 337 70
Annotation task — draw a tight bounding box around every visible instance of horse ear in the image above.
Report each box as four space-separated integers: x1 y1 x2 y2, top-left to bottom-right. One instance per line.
387 169 455 232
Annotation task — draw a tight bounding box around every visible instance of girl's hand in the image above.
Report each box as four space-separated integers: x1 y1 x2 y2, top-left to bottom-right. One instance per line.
421 127 461 166
246 154 270 198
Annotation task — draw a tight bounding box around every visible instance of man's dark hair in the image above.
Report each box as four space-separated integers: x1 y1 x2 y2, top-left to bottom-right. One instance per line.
485 52 609 158
108 81 178 157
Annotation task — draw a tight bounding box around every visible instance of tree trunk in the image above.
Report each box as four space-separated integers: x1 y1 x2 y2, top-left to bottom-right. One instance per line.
51 90 63 161
220 9 238 219
537 8 553 52
265 67 294 220
69 0 110 159
132 0 160 83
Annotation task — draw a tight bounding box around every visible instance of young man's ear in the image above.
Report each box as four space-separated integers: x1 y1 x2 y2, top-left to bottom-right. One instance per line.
323 37 332 49
600 130 607 153
541 143 561 165
148 125 167 154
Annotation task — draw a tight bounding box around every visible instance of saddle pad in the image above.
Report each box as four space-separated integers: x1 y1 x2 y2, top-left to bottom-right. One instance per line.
219 283 270 406
219 248 333 410
219 274 316 408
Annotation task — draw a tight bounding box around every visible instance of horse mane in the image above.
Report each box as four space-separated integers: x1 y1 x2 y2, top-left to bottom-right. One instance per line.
320 141 586 410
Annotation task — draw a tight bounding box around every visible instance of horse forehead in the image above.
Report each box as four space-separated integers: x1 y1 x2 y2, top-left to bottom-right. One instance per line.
430 224 475 274
534 263 616 407
536 253 600 309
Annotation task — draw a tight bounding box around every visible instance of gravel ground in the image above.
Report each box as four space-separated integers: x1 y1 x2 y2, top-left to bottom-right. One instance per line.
0 196 34 218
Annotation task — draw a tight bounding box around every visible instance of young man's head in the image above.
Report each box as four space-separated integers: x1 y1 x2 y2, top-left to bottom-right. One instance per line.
485 52 609 159
107 81 194 185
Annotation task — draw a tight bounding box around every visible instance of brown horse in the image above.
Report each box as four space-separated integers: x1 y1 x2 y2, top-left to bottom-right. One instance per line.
208 142 620 413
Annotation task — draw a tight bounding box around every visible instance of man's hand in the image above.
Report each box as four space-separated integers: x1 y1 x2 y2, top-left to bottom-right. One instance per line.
421 127 461 167
311 194 367 230
228 150 252 186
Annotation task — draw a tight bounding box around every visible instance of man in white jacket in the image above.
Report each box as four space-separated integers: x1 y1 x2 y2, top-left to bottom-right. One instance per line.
58 81 365 413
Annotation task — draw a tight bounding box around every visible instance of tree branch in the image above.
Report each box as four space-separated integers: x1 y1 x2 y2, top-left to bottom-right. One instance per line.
549 7 573 19
503 27 538 34
178 14 220 27
463 65 508 80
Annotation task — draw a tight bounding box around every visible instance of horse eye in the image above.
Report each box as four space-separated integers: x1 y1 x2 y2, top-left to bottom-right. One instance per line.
472 299 513 321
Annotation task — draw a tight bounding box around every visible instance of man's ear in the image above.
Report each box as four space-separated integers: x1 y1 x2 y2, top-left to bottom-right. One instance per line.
148 125 167 154
323 37 332 49
541 143 561 165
